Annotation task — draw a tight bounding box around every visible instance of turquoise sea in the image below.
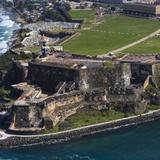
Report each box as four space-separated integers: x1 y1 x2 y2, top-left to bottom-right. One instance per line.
0 7 20 54
1 120 160 160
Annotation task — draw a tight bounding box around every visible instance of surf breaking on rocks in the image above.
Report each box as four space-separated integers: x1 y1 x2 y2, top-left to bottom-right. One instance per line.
0 7 20 54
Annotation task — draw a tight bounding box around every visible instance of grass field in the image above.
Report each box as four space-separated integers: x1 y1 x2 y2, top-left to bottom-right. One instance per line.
43 108 126 133
70 10 95 27
123 37 160 55
147 105 160 111
43 104 160 134
63 109 125 129
64 14 160 56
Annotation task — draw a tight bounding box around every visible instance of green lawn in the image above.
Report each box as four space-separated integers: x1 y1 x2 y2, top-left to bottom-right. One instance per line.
147 105 160 111
70 10 95 26
63 109 125 128
44 108 126 133
24 46 41 53
63 15 160 56
123 37 160 55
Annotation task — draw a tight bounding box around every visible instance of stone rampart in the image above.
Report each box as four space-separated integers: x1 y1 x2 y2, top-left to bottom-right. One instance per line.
28 62 79 93
11 91 85 132
1 110 160 148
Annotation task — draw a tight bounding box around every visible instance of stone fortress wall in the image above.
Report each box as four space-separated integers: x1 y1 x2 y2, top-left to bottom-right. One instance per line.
28 62 79 93
1 109 160 148
2 54 160 134
11 91 85 133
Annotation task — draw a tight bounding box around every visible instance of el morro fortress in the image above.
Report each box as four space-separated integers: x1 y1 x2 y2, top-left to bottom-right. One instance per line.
1 51 160 134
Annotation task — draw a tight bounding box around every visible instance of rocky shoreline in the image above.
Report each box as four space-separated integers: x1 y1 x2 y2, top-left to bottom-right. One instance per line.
1 109 160 148
7 11 22 50
0 5 22 53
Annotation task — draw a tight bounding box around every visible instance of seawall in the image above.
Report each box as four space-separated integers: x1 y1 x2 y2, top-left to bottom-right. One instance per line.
1 109 160 148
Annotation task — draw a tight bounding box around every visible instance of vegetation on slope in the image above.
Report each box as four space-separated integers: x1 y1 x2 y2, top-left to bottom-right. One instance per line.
147 105 160 111
44 104 160 133
44 108 126 133
0 51 32 102
0 51 31 71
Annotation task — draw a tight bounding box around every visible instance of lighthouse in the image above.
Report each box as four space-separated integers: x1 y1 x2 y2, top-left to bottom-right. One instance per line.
39 34 50 57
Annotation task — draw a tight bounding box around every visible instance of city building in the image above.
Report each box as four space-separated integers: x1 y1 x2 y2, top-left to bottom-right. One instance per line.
123 0 160 17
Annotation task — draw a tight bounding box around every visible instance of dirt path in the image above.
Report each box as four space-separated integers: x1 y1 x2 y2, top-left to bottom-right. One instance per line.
60 32 81 45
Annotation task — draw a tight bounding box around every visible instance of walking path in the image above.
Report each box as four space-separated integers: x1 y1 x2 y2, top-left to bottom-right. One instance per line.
0 131 10 140
99 29 160 57
91 29 140 36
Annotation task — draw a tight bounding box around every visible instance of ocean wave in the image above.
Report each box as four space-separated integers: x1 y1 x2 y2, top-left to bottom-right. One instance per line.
0 40 8 48
0 19 15 28
0 14 15 28
0 154 95 160
4 30 8 34
0 48 8 54
45 154 95 160
0 36 4 40
0 8 21 54
1 15 10 20
0 40 8 54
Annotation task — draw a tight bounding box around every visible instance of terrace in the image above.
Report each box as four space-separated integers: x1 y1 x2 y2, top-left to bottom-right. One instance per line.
118 55 158 64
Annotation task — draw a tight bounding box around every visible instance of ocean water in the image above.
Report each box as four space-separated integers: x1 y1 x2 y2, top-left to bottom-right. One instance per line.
0 7 20 54
1 120 160 160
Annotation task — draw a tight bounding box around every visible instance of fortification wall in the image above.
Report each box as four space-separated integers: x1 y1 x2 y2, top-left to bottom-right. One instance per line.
12 91 85 131
1 109 160 148
42 91 85 126
77 63 131 95
28 62 79 93
105 63 131 94
131 63 152 85
12 104 43 129
152 64 160 87
108 93 147 114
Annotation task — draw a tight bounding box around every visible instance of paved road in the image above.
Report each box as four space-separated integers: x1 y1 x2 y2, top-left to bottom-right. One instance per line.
99 29 160 57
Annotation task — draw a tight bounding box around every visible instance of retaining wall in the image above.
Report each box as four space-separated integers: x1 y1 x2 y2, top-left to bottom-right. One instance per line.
1 109 160 148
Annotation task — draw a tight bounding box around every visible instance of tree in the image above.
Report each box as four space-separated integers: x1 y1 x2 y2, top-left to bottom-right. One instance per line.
57 8 72 22
42 9 66 21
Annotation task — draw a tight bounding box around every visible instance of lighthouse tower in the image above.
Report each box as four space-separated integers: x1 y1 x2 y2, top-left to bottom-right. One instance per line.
39 34 50 57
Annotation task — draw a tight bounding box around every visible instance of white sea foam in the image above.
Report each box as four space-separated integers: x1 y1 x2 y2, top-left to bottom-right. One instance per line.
4 31 8 34
0 8 20 54
0 48 8 54
0 19 14 28
50 154 95 160
0 41 8 48
0 41 8 54
0 37 4 40
0 14 14 27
